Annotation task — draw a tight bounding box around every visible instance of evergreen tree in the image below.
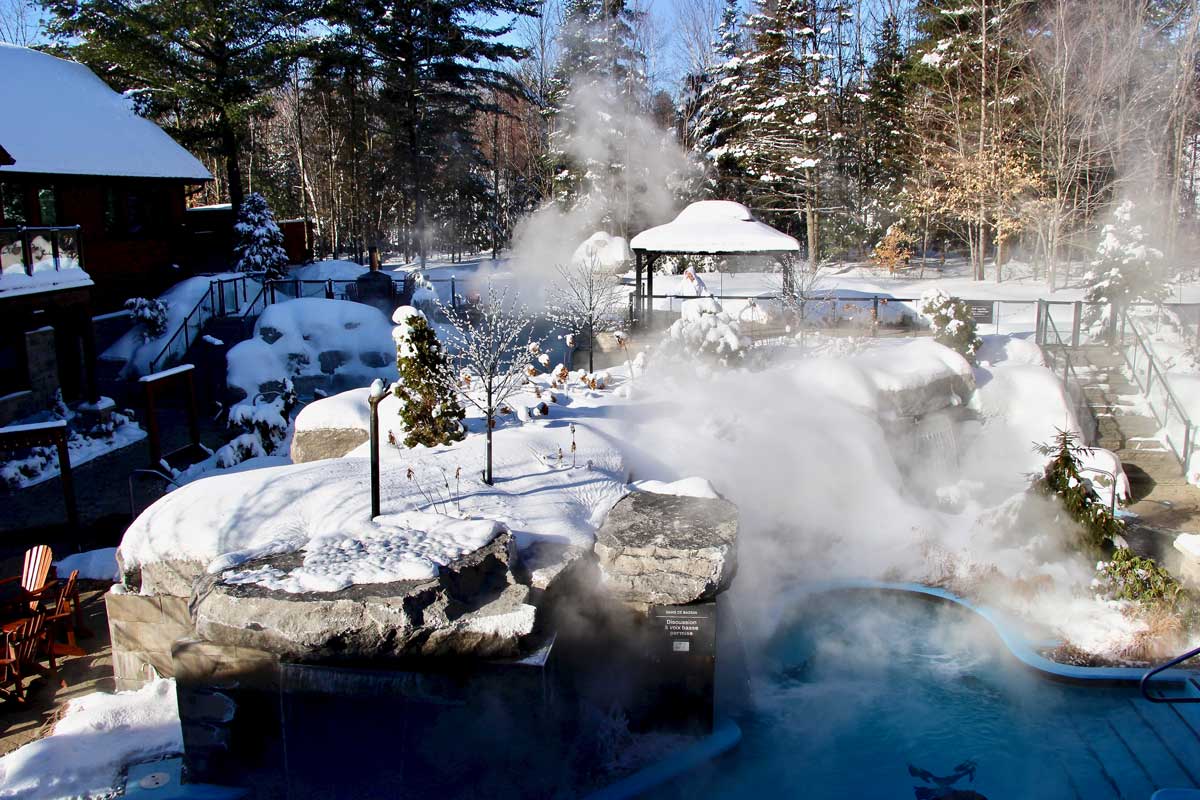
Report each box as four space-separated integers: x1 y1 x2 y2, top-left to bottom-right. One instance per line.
327 0 535 265
393 308 467 448
690 0 746 197
42 0 312 213
233 192 290 278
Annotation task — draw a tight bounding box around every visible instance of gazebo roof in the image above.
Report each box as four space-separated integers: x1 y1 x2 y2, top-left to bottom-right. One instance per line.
629 201 801 254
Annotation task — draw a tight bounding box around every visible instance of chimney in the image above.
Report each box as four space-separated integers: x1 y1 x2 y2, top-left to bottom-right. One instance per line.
369 246 381 271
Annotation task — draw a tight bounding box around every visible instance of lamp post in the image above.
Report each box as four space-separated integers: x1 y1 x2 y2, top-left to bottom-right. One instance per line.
368 379 387 519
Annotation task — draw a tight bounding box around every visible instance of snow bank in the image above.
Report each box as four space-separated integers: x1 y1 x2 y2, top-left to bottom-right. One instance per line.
630 477 719 499
0 678 182 799
226 298 395 399
289 259 368 282
0 266 92 298
55 547 119 582
630 201 801 254
0 44 209 180
573 232 632 274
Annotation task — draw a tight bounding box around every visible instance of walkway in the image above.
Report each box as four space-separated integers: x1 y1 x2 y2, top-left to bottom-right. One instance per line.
1075 345 1200 562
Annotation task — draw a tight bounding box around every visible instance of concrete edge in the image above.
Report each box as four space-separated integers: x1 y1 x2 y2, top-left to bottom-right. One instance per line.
583 717 742 800
794 579 1196 685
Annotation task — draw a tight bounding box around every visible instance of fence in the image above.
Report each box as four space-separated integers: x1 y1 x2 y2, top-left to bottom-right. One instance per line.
0 225 83 277
1117 310 1195 470
147 275 258 374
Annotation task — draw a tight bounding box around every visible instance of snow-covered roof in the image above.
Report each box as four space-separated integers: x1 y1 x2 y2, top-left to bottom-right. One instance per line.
629 201 801 254
0 44 211 181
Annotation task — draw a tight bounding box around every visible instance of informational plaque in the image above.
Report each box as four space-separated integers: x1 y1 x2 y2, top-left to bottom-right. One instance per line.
967 300 994 325
645 601 717 734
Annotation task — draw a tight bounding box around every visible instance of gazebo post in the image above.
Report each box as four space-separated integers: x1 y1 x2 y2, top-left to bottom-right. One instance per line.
646 252 656 327
634 250 643 328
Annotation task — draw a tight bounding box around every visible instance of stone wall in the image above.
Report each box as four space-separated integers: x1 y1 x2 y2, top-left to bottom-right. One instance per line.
106 589 194 691
0 326 58 425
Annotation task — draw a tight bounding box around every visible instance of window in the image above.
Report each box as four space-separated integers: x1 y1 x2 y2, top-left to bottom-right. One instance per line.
103 187 118 234
37 186 57 226
0 181 25 226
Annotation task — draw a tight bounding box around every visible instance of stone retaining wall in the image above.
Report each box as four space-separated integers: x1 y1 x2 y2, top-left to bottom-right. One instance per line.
106 589 193 691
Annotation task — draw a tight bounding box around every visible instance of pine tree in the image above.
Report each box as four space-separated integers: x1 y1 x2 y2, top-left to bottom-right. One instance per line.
42 0 312 214
393 308 467 448
233 192 290 279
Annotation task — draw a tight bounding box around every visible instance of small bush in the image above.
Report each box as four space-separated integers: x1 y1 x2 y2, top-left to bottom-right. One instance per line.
125 297 169 341
918 289 981 363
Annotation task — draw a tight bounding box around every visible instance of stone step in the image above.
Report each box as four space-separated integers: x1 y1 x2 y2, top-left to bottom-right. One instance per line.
1097 416 1162 439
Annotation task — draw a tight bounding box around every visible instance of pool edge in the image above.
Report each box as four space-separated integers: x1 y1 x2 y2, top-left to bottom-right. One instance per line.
582 718 742 800
795 579 1193 685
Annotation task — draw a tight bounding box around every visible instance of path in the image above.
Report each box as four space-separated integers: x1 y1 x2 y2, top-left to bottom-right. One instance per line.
1075 345 1200 568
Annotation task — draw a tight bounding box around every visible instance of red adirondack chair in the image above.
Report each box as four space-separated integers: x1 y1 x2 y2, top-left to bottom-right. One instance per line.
0 614 53 703
0 546 55 615
44 570 87 658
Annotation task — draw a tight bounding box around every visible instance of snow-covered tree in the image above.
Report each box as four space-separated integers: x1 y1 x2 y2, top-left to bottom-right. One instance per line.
392 307 466 448
1085 200 1167 318
546 254 627 372
125 297 168 341
233 192 289 279
439 286 538 485
918 289 981 363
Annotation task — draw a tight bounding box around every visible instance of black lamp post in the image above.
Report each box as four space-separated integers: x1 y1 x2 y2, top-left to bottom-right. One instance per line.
368 379 386 519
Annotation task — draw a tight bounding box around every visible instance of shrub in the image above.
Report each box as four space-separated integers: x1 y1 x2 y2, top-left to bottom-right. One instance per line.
1032 429 1124 556
1095 547 1199 630
918 289 981 363
125 297 169 341
393 307 466 448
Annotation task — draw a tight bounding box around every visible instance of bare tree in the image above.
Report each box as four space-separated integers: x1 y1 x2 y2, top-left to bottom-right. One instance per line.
439 286 538 485
0 0 41 46
546 255 627 372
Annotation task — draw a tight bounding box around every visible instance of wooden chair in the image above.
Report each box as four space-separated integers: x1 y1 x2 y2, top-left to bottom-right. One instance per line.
0 546 55 613
44 570 86 658
0 614 53 704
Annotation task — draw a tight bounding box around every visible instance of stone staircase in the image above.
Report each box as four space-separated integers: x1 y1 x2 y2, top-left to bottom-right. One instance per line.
1072 345 1200 534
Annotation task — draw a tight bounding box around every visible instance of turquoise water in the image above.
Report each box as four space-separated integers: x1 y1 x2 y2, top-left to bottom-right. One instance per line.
649 591 1200 800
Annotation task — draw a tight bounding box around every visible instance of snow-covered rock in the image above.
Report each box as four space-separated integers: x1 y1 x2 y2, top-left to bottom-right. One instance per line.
572 231 632 275
226 298 395 401
594 492 739 610
191 530 536 660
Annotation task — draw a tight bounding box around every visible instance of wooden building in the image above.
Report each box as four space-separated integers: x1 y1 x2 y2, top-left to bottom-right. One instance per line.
0 43 212 312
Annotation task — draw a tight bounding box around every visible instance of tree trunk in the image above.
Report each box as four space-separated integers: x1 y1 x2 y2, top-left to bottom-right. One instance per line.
484 386 494 485
219 108 244 214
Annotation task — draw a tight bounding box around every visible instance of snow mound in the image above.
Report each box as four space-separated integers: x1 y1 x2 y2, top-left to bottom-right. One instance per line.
55 547 120 582
630 477 719 499
572 232 632 275
226 298 395 399
0 678 182 799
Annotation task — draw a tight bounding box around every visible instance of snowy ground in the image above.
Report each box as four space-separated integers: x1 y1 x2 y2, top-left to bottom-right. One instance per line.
0 402 146 490
0 679 182 800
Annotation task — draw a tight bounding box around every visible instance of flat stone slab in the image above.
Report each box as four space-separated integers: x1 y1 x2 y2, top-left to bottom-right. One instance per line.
594 491 738 610
191 531 538 661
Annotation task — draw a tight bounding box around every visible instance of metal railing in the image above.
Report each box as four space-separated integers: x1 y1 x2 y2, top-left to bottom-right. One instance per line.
1117 309 1196 469
0 225 84 277
1140 644 1200 703
1035 302 1098 445
147 275 257 374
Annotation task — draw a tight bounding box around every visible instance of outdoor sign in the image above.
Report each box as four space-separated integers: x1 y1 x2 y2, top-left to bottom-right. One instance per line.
645 601 718 734
967 300 995 325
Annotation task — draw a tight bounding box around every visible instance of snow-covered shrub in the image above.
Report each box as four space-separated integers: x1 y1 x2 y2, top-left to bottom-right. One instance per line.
1095 547 1198 631
918 289 981 363
663 297 748 366
125 297 169 342
1084 200 1166 323
392 306 465 447
233 192 289 279
408 271 438 310
223 379 297 468
1032 429 1123 557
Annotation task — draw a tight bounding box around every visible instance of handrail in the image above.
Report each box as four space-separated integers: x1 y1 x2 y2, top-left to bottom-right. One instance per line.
1118 309 1195 469
128 467 180 519
146 275 252 374
1140 644 1200 703
1036 306 1098 444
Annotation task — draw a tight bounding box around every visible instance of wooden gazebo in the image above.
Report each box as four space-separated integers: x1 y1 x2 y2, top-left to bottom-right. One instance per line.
629 201 801 325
